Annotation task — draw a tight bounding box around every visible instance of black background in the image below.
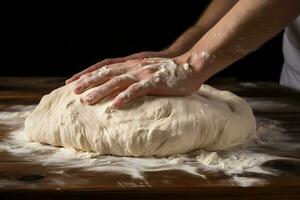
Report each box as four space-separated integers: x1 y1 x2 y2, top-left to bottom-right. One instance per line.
1 1 284 81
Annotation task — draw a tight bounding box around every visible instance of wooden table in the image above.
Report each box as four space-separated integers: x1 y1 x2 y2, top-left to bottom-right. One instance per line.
0 77 300 199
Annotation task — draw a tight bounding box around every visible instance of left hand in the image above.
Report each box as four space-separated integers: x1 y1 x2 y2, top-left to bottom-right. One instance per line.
72 57 202 108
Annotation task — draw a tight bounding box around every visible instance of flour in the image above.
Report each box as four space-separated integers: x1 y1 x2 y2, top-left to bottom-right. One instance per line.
76 64 127 94
80 58 194 107
138 79 154 89
232 176 267 187
25 84 256 156
239 82 259 88
0 104 296 187
201 52 210 60
148 58 192 88
245 98 289 110
79 58 191 92
136 58 192 91
97 65 112 76
191 51 216 64
0 105 36 120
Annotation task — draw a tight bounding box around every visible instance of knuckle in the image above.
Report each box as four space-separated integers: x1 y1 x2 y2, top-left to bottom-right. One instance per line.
113 75 126 83
113 76 122 83
80 74 89 80
119 74 136 82
97 65 111 76
79 73 97 86
145 66 157 73
85 72 93 77
130 84 141 91
95 86 106 94
118 65 127 73
118 91 131 100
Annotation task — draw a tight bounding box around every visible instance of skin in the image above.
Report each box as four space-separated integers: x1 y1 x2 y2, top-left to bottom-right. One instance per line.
67 0 300 108
66 0 237 84
75 59 199 107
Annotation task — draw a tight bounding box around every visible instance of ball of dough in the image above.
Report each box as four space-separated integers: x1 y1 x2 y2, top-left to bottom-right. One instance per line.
24 84 256 156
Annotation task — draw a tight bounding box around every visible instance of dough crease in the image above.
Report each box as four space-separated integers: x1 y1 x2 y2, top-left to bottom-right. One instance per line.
25 84 256 156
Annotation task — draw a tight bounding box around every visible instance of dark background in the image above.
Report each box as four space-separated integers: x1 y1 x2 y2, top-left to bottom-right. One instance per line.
1 1 284 81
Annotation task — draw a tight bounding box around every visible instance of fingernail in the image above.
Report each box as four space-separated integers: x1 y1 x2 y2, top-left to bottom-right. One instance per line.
80 94 93 105
86 97 94 104
105 104 118 113
75 84 82 93
111 100 119 107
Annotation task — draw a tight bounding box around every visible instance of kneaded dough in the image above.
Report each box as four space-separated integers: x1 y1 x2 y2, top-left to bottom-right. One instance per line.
24 84 256 156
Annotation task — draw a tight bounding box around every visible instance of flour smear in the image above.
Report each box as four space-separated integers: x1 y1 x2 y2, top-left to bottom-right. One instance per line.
0 103 297 187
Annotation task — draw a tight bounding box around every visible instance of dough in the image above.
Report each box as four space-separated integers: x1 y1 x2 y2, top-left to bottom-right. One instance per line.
24 84 256 156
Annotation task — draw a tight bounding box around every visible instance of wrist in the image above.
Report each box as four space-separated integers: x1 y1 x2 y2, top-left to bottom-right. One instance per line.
160 48 180 58
174 51 210 85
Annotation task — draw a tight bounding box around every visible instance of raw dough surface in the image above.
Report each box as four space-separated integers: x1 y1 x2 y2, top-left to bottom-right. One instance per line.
25 84 256 156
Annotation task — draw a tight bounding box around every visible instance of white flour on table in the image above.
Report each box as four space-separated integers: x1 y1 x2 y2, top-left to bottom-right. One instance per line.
0 104 297 187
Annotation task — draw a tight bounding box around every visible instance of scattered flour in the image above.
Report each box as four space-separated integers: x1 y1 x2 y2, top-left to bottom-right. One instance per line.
0 103 297 187
239 82 258 88
245 98 289 110
232 176 266 187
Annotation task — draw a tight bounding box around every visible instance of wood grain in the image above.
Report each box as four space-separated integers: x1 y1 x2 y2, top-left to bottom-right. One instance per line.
0 77 300 199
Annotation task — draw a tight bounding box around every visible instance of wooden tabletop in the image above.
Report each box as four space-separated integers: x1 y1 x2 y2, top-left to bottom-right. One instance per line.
0 77 300 200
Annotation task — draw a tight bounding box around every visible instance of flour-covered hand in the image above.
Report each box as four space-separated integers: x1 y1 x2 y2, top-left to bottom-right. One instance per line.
73 58 202 108
65 51 175 84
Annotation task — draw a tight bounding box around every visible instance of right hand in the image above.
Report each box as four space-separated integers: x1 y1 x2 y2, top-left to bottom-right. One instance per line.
71 56 202 108
65 50 176 84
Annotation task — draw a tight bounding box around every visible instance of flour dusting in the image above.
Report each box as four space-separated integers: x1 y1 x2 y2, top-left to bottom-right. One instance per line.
0 104 297 187
245 98 289 110
137 58 192 90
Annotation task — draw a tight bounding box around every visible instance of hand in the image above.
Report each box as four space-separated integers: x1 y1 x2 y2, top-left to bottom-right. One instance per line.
72 57 202 109
65 50 176 84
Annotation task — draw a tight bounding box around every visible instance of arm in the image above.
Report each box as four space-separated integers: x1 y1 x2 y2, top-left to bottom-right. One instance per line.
73 0 300 109
66 0 237 83
167 0 238 55
176 0 300 84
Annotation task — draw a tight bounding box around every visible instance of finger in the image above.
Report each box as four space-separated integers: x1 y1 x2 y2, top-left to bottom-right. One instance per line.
66 51 155 85
127 51 160 59
74 65 127 94
111 80 154 108
65 57 127 84
65 50 165 84
81 74 138 105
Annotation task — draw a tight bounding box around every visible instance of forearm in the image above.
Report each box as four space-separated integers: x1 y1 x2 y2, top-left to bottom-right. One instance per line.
167 0 238 56
180 0 300 83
